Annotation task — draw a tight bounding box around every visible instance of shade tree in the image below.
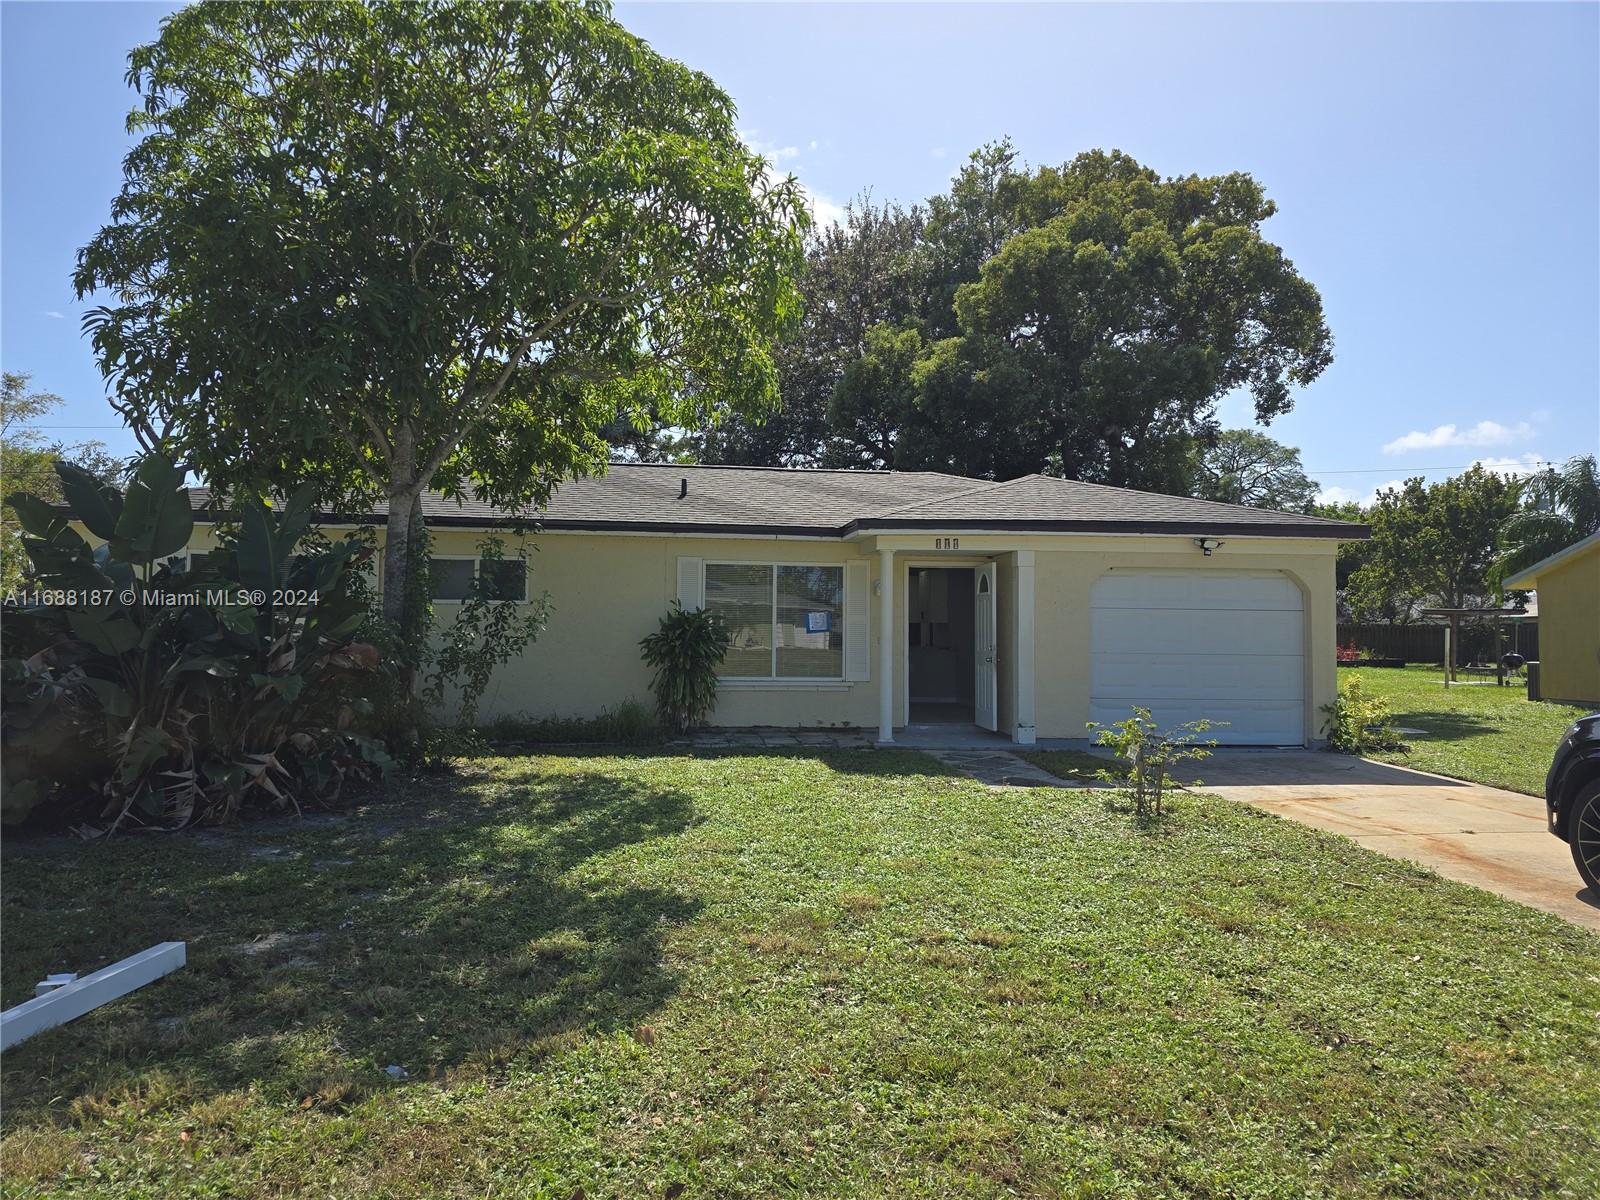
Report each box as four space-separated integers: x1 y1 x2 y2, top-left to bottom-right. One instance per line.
75 0 807 645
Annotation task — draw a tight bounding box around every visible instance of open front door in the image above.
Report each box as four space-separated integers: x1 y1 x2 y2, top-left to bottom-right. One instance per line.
974 563 997 731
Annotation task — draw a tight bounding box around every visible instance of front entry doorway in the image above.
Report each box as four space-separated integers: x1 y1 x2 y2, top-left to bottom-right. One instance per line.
907 567 979 726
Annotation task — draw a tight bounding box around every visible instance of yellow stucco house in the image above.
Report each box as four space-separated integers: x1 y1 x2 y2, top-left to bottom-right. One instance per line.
176 465 1367 746
1504 531 1600 707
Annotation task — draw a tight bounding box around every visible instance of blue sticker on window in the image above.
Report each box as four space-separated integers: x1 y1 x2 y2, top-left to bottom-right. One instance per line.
805 611 832 634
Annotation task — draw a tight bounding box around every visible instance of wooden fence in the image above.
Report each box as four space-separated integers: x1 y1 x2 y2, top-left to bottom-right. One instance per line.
1337 621 1540 665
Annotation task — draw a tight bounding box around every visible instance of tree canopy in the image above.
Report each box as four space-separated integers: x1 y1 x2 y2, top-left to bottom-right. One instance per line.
74 0 807 630
1493 454 1600 582
1347 466 1523 621
690 195 924 466
1192 429 1319 511
695 143 1332 490
1 372 122 593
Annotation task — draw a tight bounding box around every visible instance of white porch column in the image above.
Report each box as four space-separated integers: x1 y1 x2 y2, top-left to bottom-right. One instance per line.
877 547 895 744
1013 550 1036 744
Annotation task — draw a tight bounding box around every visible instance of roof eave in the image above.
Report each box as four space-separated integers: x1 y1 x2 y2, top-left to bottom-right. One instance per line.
154 508 1373 541
1501 530 1600 588
181 509 847 538
843 517 1368 540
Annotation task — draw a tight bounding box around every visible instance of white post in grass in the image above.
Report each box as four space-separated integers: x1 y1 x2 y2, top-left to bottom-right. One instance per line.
1 943 186 1052
878 547 894 745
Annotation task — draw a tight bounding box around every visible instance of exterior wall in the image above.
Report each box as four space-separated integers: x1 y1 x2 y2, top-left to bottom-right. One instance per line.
864 532 1341 745
1532 546 1600 706
95 520 1344 741
424 528 882 727
1028 538 1337 742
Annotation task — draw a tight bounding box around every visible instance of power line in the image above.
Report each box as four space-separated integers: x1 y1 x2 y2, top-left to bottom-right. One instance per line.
1306 459 1563 475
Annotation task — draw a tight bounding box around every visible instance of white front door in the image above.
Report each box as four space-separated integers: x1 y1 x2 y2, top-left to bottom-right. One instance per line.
974 563 998 731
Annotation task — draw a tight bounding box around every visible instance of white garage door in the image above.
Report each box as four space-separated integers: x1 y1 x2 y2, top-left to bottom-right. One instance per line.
1089 570 1305 746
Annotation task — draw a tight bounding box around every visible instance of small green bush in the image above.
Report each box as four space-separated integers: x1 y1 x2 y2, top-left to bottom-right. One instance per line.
639 603 731 734
1088 706 1217 818
1322 671 1403 754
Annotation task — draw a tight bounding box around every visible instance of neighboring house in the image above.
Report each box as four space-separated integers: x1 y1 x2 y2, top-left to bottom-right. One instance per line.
1503 531 1600 707
165 464 1366 746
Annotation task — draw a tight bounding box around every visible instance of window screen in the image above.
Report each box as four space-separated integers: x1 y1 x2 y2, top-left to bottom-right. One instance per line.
479 559 526 602
430 558 476 601
706 563 773 677
705 563 844 679
776 566 843 678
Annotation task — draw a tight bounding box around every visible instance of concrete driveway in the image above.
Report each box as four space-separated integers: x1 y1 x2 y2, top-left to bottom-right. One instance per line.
1173 751 1600 932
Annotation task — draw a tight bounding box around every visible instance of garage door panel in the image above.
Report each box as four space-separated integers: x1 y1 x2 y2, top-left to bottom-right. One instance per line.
1091 609 1303 656
1088 570 1306 747
1092 571 1302 611
1091 653 1304 701
1088 698 1304 746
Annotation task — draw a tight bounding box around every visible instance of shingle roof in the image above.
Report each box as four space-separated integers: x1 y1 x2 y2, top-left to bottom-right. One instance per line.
183 462 1365 540
849 473 1361 536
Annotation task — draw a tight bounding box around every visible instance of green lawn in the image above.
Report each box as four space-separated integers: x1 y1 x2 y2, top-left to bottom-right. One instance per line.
3 751 1598 1198
1342 665 1591 795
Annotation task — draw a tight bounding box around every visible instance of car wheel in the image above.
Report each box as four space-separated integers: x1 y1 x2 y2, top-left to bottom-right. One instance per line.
1571 779 1600 893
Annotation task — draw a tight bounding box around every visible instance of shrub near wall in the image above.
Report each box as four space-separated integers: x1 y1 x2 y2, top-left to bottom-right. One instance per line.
639 603 731 734
1 458 390 829
478 700 661 746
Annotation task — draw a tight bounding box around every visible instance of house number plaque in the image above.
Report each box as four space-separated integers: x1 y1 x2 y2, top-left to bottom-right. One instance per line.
933 537 960 550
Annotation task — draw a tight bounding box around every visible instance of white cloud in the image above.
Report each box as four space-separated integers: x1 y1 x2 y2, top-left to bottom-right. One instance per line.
739 127 843 231
1468 453 1548 477
41 310 64 320
739 129 801 168
1381 419 1534 455
803 186 846 230
1315 451 1550 508
930 146 948 159
1316 480 1408 508
1314 484 1361 505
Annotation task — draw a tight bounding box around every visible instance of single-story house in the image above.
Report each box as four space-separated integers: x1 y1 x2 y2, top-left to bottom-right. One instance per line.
1503 531 1600 706
172 464 1367 746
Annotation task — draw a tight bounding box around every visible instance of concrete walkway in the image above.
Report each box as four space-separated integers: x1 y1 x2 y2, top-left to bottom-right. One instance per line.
921 748 1075 788
1171 751 1600 932
674 728 872 750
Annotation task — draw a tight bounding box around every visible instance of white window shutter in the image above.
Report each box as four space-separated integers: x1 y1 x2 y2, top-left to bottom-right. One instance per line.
677 556 704 610
844 558 870 681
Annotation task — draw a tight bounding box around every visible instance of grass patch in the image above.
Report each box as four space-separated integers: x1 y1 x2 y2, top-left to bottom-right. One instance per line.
1015 747 1126 785
1342 665 1589 795
3 749 1597 1198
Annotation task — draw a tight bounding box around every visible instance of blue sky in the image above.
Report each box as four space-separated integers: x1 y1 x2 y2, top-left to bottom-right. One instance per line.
4 1 1596 502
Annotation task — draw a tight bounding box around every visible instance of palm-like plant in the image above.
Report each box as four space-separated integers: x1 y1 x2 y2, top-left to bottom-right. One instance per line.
639 603 731 734
1494 454 1600 583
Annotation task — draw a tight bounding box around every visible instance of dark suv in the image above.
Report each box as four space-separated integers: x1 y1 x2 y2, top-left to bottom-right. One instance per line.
1546 714 1600 892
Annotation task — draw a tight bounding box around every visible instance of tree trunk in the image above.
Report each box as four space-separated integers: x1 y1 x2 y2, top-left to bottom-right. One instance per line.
382 487 417 626
375 422 434 723
381 425 420 628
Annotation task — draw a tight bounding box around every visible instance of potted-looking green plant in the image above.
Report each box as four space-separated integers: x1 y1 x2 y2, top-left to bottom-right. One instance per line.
639 603 732 735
